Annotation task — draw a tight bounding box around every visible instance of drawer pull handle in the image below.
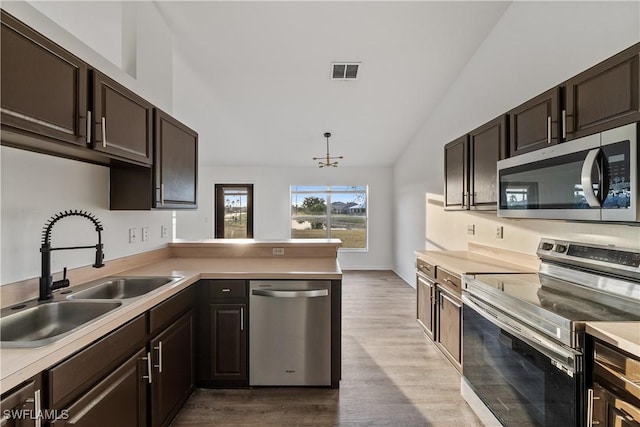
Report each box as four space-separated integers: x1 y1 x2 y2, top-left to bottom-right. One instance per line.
222 288 231 292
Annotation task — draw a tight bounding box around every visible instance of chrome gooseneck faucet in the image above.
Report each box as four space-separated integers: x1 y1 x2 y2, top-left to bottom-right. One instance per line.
39 210 105 301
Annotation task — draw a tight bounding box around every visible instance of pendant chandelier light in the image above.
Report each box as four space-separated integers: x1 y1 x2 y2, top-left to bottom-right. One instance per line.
313 132 343 168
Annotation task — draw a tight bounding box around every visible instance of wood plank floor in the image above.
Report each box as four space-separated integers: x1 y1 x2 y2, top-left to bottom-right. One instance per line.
171 270 482 427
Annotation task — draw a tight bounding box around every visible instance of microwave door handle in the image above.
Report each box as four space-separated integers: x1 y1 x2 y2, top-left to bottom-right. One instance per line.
581 148 602 208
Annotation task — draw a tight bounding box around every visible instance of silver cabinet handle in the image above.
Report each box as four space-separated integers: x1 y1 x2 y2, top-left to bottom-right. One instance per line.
86 111 92 145
142 351 153 383
561 110 566 139
25 389 41 427
581 148 602 208
161 184 165 206
101 117 107 148
587 388 594 427
547 116 552 144
154 341 163 373
252 289 328 298
240 307 244 331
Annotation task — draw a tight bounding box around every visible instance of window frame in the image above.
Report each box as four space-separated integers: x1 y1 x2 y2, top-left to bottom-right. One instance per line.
290 185 368 252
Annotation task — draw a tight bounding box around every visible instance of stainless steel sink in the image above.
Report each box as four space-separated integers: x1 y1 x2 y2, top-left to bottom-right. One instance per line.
66 276 180 300
0 301 121 347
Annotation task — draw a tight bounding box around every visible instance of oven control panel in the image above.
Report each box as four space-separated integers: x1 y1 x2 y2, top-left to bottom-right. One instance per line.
538 238 640 272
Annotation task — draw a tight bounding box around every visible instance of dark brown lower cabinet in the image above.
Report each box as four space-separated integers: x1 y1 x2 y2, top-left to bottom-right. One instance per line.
209 304 248 383
55 349 148 427
150 310 194 427
0 376 41 427
416 274 436 340
436 286 462 372
195 280 249 388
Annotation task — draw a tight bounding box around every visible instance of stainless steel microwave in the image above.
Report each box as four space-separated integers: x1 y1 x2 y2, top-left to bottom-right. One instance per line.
497 122 638 222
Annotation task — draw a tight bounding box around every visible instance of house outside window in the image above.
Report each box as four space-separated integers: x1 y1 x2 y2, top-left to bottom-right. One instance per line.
290 185 368 251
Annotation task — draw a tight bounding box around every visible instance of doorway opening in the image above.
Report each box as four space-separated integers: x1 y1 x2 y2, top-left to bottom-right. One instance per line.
214 184 254 238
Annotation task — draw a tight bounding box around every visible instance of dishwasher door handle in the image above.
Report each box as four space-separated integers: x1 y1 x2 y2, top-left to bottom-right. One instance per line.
252 289 329 298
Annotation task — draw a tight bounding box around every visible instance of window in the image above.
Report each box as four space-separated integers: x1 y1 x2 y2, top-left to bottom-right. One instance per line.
290 185 367 250
215 184 254 238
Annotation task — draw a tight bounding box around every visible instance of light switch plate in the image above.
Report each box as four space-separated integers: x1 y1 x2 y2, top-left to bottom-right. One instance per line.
161 225 169 239
467 224 475 235
496 226 504 239
141 227 149 242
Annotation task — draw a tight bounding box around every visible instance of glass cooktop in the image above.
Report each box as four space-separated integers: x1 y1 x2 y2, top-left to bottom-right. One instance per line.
469 273 640 322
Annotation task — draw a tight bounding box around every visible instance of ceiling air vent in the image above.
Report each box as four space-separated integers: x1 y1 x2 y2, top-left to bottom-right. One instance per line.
331 62 360 80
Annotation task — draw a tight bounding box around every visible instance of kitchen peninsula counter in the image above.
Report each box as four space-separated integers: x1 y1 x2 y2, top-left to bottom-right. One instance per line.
0 239 342 392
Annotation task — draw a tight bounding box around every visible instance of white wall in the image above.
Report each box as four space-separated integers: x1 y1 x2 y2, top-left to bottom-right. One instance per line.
426 194 640 255
0 1 175 284
393 1 640 285
0 147 173 284
176 165 394 270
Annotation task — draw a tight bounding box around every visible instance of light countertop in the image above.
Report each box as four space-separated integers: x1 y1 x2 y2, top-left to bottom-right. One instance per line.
415 250 536 276
0 256 341 392
586 322 640 358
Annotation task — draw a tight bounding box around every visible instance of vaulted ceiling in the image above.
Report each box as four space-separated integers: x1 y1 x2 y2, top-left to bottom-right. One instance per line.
155 1 511 167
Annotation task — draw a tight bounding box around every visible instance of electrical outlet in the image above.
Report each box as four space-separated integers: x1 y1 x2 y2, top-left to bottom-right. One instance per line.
129 228 137 243
496 226 504 239
467 224 475 235
141 227 149 242
272 248 285 256
161 225 169 239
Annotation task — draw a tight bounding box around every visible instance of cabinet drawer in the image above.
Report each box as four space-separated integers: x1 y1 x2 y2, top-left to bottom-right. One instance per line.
208 280 248 299
48 314 147 409
436 268 461 295
149 286 194 335
416 259 436 280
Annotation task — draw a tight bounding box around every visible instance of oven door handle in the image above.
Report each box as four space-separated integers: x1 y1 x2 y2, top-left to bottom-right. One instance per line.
463 293 580 374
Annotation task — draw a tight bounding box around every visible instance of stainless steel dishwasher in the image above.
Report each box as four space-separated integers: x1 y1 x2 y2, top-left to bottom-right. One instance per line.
249 280 331 386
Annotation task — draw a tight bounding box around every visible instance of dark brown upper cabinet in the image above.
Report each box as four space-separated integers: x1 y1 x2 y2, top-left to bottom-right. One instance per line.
154 110 198 209
509 87 561 156
444 135 468 210
468 115 507 209
565 42 640 140
444 115 507 211
0 10 90 156
110 110 198 210
92 70 153 166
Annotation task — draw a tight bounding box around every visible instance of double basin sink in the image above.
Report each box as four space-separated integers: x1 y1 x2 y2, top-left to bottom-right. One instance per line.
0 276 182 348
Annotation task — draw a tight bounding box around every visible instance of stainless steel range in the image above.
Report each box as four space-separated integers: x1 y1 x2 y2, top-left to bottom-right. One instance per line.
461 238 640 427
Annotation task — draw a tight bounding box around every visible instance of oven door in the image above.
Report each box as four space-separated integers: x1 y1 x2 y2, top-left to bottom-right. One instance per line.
462 294 583 427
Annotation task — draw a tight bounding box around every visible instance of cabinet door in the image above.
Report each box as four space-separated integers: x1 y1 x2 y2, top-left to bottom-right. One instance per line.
55 349 148 427
154 110 198 209
509 87 561 156
1 10 87 146
0 378 40 427
444 135 469 210
92 70 153 165
437 289 462 372
417 276 435 340
210 304 248 383
566 43 640 140
150 310 194 427
469 115 507 209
